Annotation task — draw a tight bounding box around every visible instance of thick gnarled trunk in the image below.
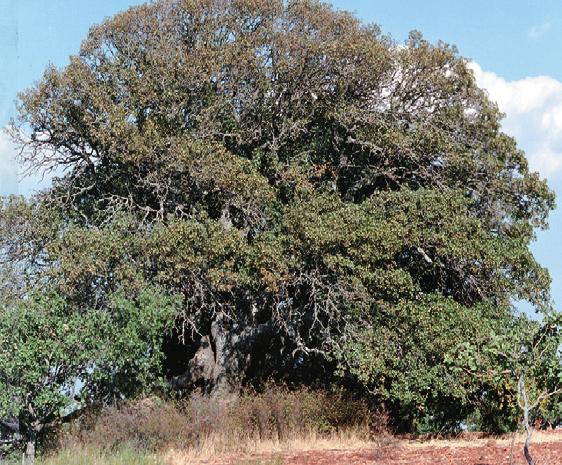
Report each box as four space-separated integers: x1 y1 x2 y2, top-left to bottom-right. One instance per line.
174 314 273 395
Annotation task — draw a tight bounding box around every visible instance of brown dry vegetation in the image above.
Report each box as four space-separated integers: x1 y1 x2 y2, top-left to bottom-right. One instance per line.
161 431 562 465
39 431 562 465
47 388 375 459
38 389 561 465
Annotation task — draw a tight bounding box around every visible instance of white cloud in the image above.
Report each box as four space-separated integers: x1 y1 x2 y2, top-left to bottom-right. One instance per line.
0 129 20 196
528 21 552 40
470 63 562 114
0 128 53 196
469 62 562 179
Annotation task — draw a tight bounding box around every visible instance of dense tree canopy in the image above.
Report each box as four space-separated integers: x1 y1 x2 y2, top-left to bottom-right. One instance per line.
1 0 560 435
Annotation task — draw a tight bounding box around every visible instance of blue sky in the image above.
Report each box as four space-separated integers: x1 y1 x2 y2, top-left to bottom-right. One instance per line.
1 0 562 311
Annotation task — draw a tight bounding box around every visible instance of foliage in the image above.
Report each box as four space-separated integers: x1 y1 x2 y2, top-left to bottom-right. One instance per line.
450 312 562 432
0 287 178 457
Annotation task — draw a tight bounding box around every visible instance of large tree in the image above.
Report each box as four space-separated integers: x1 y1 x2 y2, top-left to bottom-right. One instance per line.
3 0 558 430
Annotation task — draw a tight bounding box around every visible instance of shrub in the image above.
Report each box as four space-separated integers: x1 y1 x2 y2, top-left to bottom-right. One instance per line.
54 385 375 454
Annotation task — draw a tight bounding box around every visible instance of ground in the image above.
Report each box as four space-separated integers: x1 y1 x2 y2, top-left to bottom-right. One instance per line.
276 440 561 465
174 431 562 465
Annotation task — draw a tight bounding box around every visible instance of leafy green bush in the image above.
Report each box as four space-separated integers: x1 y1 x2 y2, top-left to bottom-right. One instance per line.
0 287 178 463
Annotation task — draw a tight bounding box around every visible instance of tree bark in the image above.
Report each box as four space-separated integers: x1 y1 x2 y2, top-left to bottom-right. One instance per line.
209 316 247 396
518 375 535 465
23 433 36 465
523 427 535 465
174 314 274 395
508 431 516 465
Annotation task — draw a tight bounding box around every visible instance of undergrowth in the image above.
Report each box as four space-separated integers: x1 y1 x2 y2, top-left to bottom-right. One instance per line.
38 385 388 462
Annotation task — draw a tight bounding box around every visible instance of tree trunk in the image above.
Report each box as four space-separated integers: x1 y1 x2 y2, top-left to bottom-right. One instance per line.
209 316 246 396
174 314 273 395
518 375 535 465
523 426 535 465
22 433 36 465
508 431 516 465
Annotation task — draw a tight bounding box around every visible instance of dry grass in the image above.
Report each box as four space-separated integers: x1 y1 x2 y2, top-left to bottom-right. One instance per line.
162 430 562 465
46 386 379 464
38 422 562 465
45 388 558 464
162 429 374 465
404 429 562 449
38 446 164 465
